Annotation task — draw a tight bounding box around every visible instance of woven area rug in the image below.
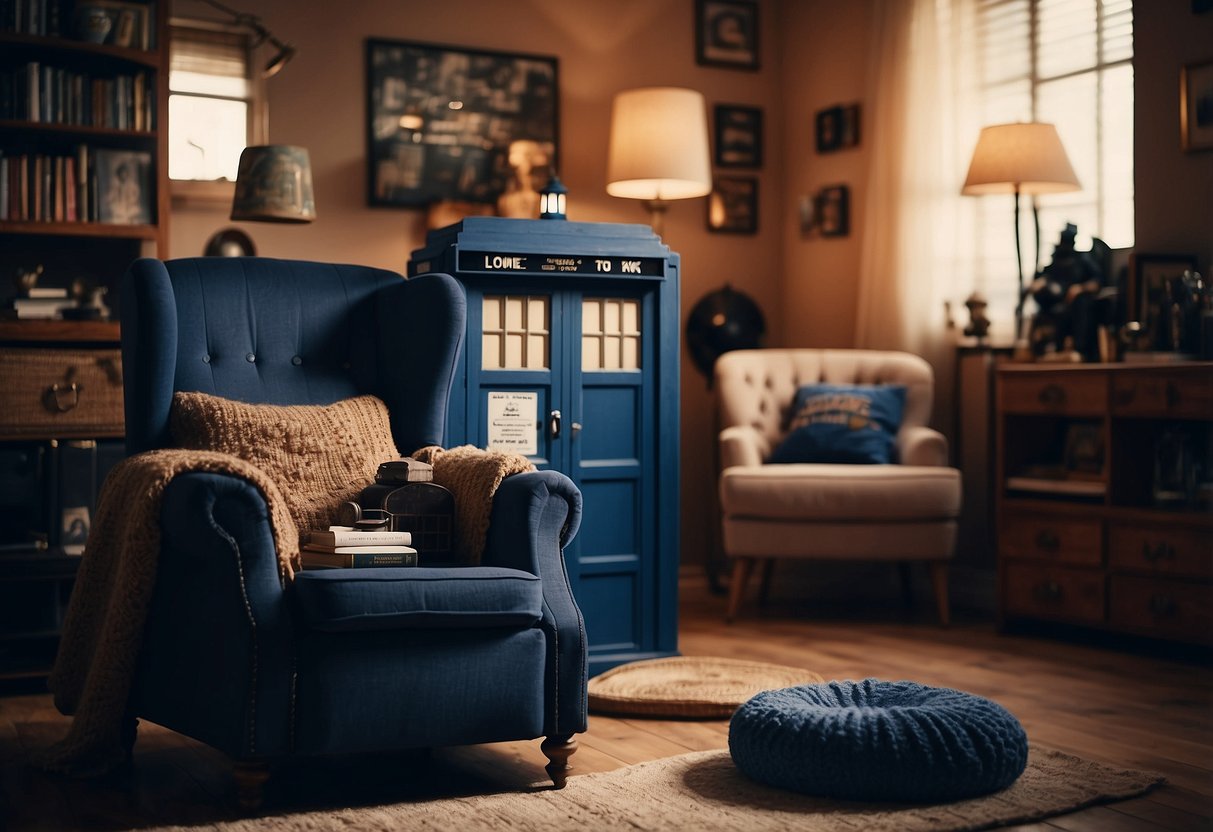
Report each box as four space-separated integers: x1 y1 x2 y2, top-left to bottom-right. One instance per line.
587 656 824 717
143 745 1162 832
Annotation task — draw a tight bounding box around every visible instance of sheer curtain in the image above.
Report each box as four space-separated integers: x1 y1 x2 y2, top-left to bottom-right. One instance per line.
855 0 981 417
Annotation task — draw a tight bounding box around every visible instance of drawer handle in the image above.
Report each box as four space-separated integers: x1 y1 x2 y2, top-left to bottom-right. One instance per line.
1148 594 1178 618
1142 542 1176 563
1034 529 1061 553
1038 384 1066 407
1033 581 1064 603
44 382 81 413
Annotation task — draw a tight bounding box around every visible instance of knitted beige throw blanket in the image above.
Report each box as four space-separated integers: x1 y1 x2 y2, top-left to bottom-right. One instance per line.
412 444 536 564
39 449 300 776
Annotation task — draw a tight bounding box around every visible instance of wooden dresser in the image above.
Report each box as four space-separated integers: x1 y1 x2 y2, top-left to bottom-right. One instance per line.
995 363 1213 645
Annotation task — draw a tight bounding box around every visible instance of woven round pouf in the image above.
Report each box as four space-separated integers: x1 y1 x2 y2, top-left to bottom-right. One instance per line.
729 679 1028 802
588 657 824 718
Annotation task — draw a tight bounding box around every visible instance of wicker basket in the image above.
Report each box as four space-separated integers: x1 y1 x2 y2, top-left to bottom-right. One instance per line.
0 348 124 438
588 656 825 718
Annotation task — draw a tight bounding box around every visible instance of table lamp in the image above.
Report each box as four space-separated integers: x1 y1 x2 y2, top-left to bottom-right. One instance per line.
606 87 712 236
961 122 1080 337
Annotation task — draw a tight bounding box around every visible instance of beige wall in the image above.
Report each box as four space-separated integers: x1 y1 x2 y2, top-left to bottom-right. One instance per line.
170 0 785 568
170 1 1212 569
776 0 872 349
1134 6 1213 267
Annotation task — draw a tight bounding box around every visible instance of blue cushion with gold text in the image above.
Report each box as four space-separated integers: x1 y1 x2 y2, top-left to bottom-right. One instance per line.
768 384 906 464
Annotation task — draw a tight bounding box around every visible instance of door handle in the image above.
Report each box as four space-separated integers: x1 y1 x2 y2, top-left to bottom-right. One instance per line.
549 409 561 439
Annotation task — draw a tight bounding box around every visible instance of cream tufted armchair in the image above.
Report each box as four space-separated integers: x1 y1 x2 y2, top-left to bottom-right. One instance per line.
715 349 961 623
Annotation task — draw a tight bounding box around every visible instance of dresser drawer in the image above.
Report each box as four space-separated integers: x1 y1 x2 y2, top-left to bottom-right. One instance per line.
1000 512 1103 565
1110 369 1213 419
1003 561 1105 624
1109 523 1213 578
1108 575 1213 644
999 372 1107 416
0 348 124 438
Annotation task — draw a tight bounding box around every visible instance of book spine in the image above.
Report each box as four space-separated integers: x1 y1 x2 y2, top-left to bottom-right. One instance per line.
310 530 413 546
305 551 418 568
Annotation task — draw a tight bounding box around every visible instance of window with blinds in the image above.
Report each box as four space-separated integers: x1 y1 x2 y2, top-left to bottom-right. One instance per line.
971 0 1132 315
168 22 264 184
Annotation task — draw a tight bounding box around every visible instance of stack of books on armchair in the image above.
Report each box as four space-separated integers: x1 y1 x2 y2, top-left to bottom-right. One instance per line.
301 527 418 569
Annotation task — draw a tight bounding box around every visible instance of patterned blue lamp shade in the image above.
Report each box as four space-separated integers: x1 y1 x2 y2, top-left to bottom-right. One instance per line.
539 175 568 220
231 145 316 223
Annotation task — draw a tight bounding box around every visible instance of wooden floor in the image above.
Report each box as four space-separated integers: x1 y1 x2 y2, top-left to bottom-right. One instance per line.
2 575 1211 830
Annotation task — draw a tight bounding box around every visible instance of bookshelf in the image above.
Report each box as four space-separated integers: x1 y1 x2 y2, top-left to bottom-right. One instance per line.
0 0 167 679
1 0 170 313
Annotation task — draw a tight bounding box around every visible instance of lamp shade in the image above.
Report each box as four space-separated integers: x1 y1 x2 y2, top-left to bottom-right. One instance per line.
606 87 712 201
961 122 1080 196
231 144 316 223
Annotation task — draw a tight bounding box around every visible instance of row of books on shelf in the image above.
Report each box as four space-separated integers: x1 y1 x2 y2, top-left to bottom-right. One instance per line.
0 145 153 224
2 0 156 50
301 527 418 569
1 62 154 131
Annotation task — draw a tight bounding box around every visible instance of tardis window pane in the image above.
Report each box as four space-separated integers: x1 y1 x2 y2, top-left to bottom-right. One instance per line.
483 334 503 369
582 336 602 371
484 294 550 370
582 297 641 371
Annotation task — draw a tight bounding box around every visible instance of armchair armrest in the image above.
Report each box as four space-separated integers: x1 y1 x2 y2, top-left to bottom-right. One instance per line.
719 424 769 469
897 425 949 467
481 470 586 737
135 471 294 758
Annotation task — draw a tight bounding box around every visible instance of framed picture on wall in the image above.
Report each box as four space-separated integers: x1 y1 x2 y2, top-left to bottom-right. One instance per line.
707 176 758 234
816 184 849 237
816 103 861 153
366 39 559 207
1180 59 1213 152
95 148 153 225
714 104 763 167
695 0 759 70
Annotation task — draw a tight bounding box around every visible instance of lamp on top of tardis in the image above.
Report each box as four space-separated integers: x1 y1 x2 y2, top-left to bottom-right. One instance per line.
606 87 712 236
539 175 568 220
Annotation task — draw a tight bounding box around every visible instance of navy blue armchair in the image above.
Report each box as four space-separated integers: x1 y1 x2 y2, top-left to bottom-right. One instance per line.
119 257 587 806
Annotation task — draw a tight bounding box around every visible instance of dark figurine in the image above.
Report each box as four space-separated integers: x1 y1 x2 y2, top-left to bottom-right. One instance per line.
1025 223 1114 360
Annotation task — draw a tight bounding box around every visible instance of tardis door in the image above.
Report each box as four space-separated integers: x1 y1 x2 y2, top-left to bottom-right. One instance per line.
457 281 665 675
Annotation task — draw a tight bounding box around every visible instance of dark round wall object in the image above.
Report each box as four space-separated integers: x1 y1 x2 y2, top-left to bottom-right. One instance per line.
685 285 766 383
203 228 257 257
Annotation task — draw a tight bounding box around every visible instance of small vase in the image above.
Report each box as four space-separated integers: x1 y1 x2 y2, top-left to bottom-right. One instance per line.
76 7 113 44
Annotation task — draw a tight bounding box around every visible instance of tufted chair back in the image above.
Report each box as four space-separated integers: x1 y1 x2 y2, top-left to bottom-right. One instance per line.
121 257 465 455
715 349 934 458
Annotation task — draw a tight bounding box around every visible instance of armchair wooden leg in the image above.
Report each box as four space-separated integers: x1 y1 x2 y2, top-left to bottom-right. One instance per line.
119 715 139 761
757 558 776 606
929 561 950 626
541 735 577 789
726 557 755 623
233 760 270 810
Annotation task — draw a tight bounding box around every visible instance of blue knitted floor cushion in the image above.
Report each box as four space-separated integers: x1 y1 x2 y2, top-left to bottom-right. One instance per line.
729 679 1029 803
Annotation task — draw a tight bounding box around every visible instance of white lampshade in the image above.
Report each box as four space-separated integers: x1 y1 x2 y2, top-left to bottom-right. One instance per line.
961 122 1080 196
606 87 712 201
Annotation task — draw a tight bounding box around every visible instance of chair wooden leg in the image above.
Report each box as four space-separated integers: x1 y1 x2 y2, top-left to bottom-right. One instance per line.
897 562 914 608
757 558 776 606
233 760 270 810
726 557 755 623
541 735 577 789
929 561 950 626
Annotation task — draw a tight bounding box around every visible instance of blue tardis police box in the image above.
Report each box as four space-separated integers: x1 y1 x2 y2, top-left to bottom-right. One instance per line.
409 217 680 675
